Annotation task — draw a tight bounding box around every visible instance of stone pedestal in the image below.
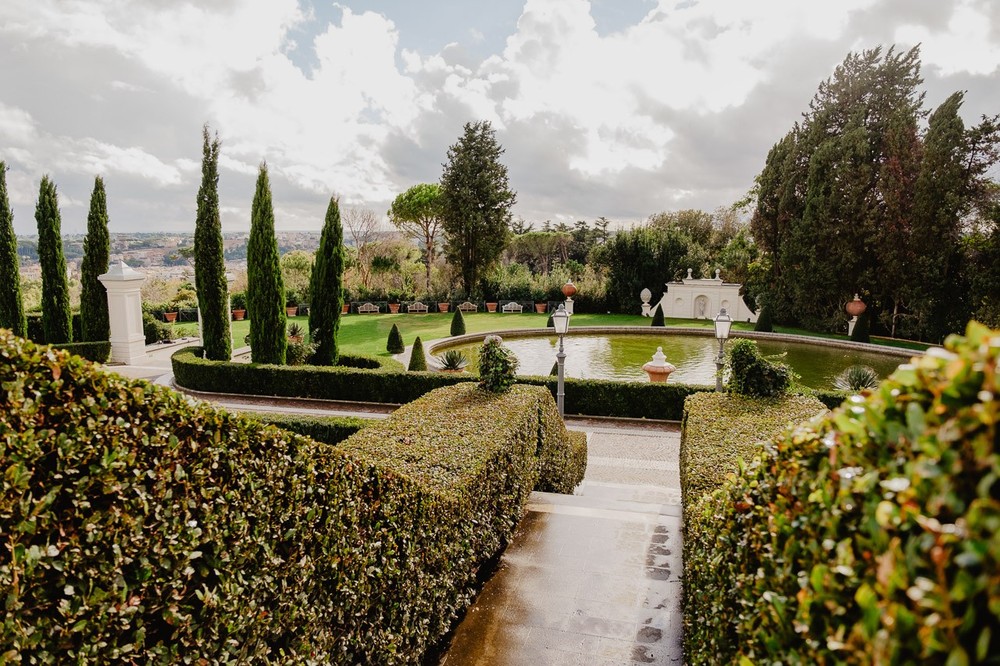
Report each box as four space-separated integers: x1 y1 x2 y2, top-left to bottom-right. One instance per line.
99 260 147 364
564 296 575 316
642 347 677 383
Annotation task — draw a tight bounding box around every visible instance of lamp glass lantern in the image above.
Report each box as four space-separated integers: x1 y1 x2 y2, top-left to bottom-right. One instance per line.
713 307 731 392
552 303 570 416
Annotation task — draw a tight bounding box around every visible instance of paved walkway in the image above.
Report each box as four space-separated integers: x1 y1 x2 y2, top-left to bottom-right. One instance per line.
102 342 684 665
441 422 683 666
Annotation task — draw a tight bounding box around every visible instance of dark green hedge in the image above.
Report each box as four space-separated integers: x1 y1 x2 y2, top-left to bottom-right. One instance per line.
172 346 710 419
683 322 1000 663
51 340 111 363
243 411 370 445
0 331 580 662
26 311 82 343
679 392 826 513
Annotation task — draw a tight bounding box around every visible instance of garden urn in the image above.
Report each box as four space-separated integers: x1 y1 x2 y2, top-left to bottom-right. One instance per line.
845 294 867 317
642 347 676 383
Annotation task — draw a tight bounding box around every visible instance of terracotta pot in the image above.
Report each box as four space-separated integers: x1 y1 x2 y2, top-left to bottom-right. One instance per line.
438 302 450 313
535 303 547 314
486 302 498 313
288 335 303 344
388 303 400 313
163 311 178 323
342 304 350 314
232 309 245 321
286 306 298 317
845 294 867 317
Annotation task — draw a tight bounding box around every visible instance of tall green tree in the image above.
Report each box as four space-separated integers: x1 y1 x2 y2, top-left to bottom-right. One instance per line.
80 176 110 341
591 226 691 313
388 183 443 291
194 126 231 360
0 161 25 336
309 196 346 365
36 175 72 343
440 120 516 296
247 162 286 364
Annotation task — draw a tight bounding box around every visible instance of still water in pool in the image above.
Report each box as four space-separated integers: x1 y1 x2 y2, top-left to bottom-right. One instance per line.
439 334 909 389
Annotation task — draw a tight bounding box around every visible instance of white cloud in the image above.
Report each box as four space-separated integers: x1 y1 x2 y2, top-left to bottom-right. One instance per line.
894 0 1000 76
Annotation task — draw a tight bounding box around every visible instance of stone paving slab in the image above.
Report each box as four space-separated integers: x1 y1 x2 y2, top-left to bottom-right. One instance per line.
440 424 684 665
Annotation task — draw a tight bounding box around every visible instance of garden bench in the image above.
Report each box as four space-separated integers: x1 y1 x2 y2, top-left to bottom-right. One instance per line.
407 301 429 313
501 302 523 313
457 301 478 313
357 302 380 314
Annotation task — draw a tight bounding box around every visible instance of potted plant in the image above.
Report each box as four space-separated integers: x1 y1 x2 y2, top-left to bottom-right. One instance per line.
485 301 498 313
286 290 300 317
287 322 304 343
436 350 469 373
532 287 548 313
437 301 450 313
231 291 247 321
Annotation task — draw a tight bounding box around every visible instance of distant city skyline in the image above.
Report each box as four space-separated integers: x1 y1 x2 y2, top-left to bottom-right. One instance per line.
1 0 998 234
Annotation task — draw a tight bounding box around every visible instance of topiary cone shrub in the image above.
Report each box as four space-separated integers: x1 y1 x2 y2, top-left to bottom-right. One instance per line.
753 304 773 332
408 335 427 371
387 323 404 354
651 305 665 327
450 307 466 336
850 310 871 343
684 322 1000 664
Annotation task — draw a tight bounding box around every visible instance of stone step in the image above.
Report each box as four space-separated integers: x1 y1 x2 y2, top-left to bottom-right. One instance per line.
529 489 681 520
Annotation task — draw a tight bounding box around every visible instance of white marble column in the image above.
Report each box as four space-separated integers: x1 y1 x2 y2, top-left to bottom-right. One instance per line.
98 260 147 364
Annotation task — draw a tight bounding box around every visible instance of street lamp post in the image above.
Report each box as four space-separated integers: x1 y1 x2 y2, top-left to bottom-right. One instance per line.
551 303 570 416
714 307 732 392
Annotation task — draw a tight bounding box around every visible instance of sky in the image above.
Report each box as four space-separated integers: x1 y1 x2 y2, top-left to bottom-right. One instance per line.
0 0 998 235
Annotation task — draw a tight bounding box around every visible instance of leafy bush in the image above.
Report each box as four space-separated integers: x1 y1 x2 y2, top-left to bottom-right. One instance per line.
408 335 427 371
142 311 174 344
727 337 791 398
683 322 1000 663
478 335 518 393
230 290 248 311
450 307 466 336
286 338 317 365
0 331 583 663
386 323 404 354
833 364 880 391
26 312 82 343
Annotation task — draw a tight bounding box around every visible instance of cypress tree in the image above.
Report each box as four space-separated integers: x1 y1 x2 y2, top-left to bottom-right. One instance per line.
194 126 231 360
35 175 72 343
247 162 286 364
80 176 110 341
651 305 665 327
309 196 346 365
408 335 427 371
450 307 466 336
386 323 404 354
0 161 26 337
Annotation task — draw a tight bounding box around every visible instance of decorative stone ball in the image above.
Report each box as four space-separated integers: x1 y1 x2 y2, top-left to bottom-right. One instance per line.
562 281 577 298
640 288 652 304
845 294 867 317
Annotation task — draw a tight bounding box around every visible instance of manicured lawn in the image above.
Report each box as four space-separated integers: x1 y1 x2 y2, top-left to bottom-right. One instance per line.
169 312 928 358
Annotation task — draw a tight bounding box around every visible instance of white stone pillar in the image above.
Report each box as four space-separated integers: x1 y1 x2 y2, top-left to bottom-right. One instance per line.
99 260 147 365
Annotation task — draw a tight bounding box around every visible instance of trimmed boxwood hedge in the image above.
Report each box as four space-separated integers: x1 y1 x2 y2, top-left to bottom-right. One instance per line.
682 322 1000 663
243 411 370 445
51 340 111 363
0 330 584 663
679 392 826 513
172 345 709 420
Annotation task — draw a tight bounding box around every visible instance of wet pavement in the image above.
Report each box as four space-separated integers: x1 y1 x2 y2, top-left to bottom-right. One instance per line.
441 423 683 666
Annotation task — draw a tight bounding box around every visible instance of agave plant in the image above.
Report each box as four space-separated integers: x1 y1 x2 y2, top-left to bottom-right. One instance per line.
287 322 304 339
437 349 469 371
833 365 880 391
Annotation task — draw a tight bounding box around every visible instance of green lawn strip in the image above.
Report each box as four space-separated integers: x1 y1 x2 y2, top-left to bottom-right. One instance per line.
171 314 928 357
